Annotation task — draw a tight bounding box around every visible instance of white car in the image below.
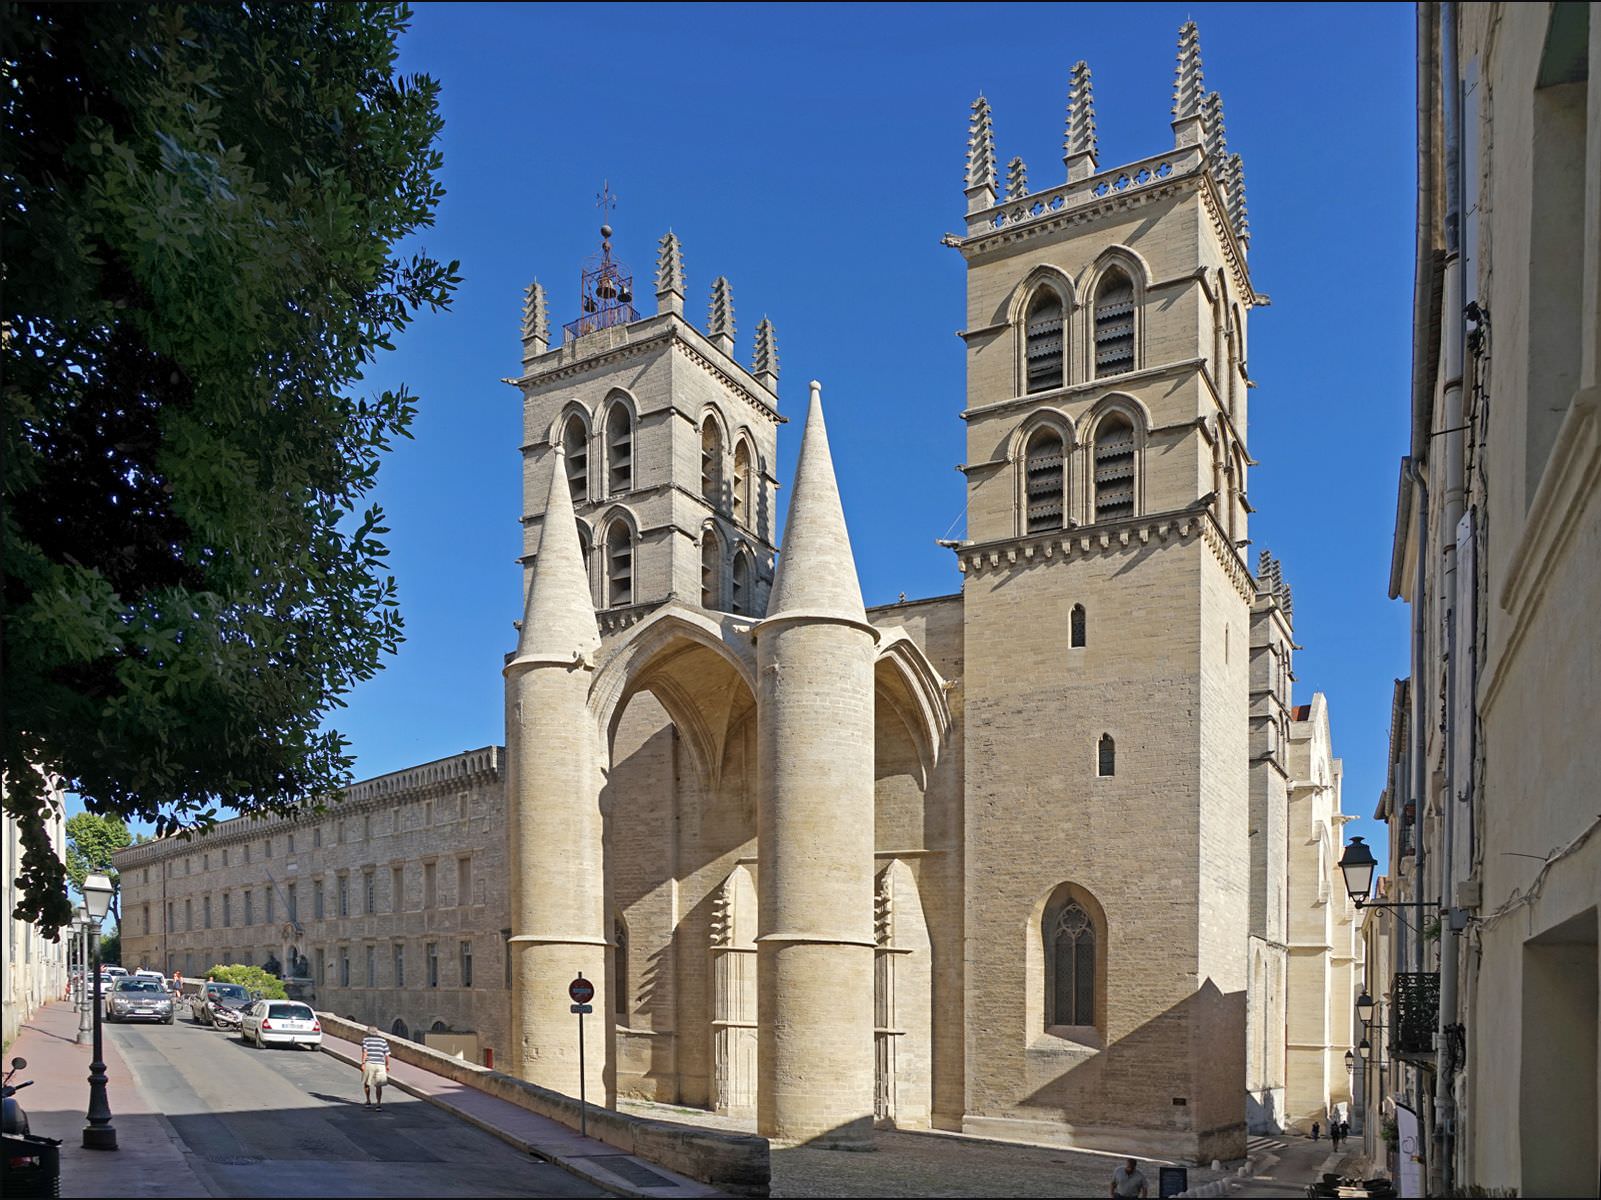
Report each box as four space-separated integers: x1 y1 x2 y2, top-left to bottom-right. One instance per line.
239 999 322 1050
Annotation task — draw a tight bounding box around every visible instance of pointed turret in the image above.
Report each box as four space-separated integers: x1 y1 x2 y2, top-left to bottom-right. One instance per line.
766 382 865 623
753 316 779 394
708 276 735 356
656 230 685 316
965 95 997 214
1171 20 1205 147
521 279 549 362
510 451 600 668
1225 153 1250 248
1063 60 1098 181
1201 91 1228 166
1006 156 1029 201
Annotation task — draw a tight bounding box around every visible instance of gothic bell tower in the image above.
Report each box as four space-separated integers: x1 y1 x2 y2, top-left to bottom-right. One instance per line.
514 209 784 637
952 22 1261 1162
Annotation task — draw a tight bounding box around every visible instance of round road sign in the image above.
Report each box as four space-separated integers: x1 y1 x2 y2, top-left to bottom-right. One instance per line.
569 975 595 1005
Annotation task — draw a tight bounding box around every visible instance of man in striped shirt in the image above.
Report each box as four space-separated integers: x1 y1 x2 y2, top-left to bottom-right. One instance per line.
360 1025 391 1110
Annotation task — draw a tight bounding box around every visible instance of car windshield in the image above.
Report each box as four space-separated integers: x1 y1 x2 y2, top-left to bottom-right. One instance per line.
267 1003 314 1020
208 985 249 1000
115 980 163 993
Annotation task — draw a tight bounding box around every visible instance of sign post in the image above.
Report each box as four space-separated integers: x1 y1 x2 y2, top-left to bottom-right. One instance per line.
569 974 595 1137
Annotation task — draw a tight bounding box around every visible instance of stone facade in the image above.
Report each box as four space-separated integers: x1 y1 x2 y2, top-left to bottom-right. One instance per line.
115 748 511 1059
3 781 68 1046
1378 4 1601 1195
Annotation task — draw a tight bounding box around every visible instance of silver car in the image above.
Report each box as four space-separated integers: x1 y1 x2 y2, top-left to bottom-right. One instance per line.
105 977 175 1024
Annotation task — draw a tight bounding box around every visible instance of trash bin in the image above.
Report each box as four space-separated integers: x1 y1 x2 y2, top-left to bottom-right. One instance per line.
2 1132 62 1198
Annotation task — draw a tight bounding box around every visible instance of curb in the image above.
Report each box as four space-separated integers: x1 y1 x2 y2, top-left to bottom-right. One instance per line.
317 1041 671 1199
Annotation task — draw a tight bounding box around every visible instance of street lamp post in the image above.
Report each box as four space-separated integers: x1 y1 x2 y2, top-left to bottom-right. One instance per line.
75 908 93 1045
81 871 118 1151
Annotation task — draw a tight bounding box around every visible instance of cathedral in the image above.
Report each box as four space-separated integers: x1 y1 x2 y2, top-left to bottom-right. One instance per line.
501 21 1315 1162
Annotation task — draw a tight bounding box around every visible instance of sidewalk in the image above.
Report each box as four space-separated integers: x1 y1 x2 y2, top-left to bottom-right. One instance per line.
318 1030 722 1198
1230 1133 1366 1197
5 1000 213 1198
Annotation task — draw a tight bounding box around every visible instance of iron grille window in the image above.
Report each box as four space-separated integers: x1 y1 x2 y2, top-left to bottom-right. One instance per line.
1097 733 1116 777
1025 291 1065 393
1093 415 1136 522
365 870 376 915
460 940 473 989
1093 272 1135 376
1024 427 1065 533
1071 604 1087 648
338 875 349 918
427 942 439 989
606 404 632 495
1391 972 1440 1059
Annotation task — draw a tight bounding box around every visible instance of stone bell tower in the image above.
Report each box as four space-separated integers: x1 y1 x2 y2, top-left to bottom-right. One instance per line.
951 21 1260 1161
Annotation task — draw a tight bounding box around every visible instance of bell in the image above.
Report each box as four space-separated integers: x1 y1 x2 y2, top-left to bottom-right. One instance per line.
583 295 597 313
617 284 633 304
596 276 617 300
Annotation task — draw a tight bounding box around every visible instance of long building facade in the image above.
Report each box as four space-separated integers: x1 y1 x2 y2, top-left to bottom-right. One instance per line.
115 20 1359 1163
3 781 69 1045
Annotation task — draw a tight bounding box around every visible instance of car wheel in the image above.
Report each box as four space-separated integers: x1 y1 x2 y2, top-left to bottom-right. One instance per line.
164 1014 174 1025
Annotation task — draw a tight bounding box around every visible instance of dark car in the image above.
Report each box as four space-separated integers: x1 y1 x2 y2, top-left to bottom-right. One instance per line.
192 982 252 1027
105 978 174 1024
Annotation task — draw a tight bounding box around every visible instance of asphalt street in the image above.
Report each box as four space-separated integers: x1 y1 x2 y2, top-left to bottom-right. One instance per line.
105 1011 604 1197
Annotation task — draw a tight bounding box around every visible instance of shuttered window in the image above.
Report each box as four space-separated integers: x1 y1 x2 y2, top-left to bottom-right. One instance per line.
1093 414 1136 522
563 415 589 501
701 530 722 609
1025 291 1065 393
701 419 724 509
733 440 752 527
1024 427 1065 533
606 523 633 607
606 404 632 495
1093 272 1135 377
731 552 752 616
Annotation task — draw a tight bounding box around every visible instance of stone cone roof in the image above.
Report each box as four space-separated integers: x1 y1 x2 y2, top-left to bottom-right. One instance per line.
511 450 601 667
765 382 866 624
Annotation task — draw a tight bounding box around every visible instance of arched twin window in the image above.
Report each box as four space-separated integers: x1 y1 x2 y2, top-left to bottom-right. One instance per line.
562 414 589 502
732 440 753 527
701 527 722 609
1024 426 1066 533
1092 269 1136 377
1093 413 1136 522
605 521 633 607
701 417 724 509
1025 289 1065 393
606 402 633 495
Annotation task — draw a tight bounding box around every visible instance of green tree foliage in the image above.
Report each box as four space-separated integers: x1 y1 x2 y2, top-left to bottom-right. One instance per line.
2 3 458 935
65 811 132 920
99 928 122 967
205 963 288 1000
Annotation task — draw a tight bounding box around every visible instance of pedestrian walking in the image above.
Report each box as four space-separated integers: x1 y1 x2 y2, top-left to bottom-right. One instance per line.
1331 1122 1342 1149
1109 1157 1149 1198
361 1025 391 1111
1311 1120 1320 1141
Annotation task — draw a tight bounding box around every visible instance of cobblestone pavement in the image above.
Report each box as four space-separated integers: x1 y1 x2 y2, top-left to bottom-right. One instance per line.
621 1101 1235 1198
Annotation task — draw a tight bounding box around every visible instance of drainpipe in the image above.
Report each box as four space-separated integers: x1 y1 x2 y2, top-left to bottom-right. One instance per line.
1434 3 1465 1194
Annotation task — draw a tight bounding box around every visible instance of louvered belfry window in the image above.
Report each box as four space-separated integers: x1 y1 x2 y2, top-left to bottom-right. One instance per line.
563 415 588 501
1093 414 1136 522
701 530 721 609
1025 291 1065 393
731 553 751 616
733 440 752 527
606 522 633 607
1025 427 1065 533
701 418 724 509
1093 271 1135 377
606 404 632 495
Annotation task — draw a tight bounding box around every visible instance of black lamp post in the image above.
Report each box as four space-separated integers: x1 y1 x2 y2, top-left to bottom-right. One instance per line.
1359 1035 1372 1054
1344 1049 1355 1072
82 871 117 1151
1356 989 1375 1024
1338 836 1378 904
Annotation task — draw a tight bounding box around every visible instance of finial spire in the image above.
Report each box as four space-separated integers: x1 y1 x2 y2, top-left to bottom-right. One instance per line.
708 276 735 356
753 317 779 394
1225 153 1250 248
511 451 601 668
965 95 997 213
656 230 685 317
1172 21 1205 147
1005 156 1029 201
1064 60 1098 181
521 279 549 361
765 382 866 623
1201 91 1227 164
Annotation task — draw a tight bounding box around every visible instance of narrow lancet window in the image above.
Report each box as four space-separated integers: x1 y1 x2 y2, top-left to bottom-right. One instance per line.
606 522 633 607
1093 271 1135 377
1024 427 1065 533
563 415 589 502
731 552 751 616
1093 414 1136 522
1070 604 1087 648
701 529 722 609
733 440 752 527
606 404 633 495
1050 902 1096 1026
1097 733 1116 777
701 418 724 509
1025 290 1065 393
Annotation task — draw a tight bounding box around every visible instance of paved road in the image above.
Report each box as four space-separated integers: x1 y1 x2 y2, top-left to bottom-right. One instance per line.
105 1013 604 1197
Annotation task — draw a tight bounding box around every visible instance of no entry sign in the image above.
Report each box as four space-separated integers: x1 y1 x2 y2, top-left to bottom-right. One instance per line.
569 975 595 1005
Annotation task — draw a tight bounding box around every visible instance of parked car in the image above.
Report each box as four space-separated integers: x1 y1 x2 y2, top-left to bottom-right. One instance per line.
104 978 174 1024
192 982 252 1028
238 1000 321 1050
132 970 168 991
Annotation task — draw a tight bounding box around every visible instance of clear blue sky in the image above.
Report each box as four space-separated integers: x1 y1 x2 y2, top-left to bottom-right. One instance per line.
83 2 1418 861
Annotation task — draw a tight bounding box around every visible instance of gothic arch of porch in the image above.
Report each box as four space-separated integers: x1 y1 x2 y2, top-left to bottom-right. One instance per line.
873 629 954 790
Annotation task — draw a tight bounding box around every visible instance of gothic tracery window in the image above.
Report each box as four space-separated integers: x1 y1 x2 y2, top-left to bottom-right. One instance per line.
1093 270 1136 377
1025 289 1065 393
1024 426 1066 533
1050 900 1096 1027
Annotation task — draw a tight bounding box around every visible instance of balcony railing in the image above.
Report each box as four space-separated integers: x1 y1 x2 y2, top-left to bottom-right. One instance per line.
1390 971 1440 1061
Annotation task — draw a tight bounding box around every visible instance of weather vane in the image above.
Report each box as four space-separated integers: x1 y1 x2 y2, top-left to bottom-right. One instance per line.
596 180 618 224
